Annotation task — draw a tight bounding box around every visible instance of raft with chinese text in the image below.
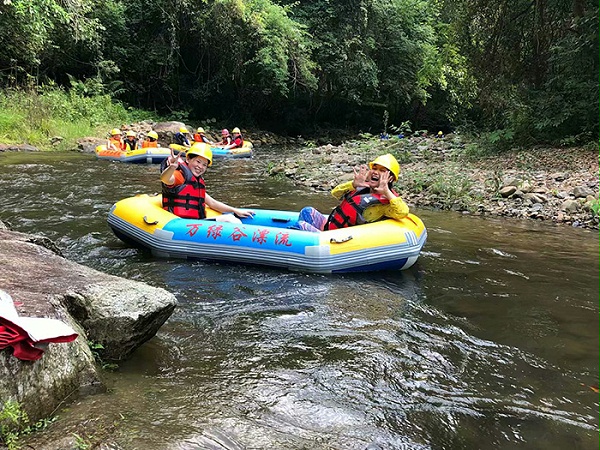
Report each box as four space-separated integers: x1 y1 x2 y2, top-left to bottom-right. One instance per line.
107 194 427 273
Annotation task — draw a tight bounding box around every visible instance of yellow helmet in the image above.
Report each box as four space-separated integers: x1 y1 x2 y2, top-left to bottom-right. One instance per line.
369 153 400 181
110 128 121 136
126 130 136 137
179 126 189 133
147 131 158 140
187 143 213 166
232 127 241 134
196 127 205 133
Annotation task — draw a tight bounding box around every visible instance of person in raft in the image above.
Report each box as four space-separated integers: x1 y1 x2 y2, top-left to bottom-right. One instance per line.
123 130 139 151
141 130 159 148
173 126 191 147
218 128 232 146
193 127 214 145
218 127 243 149
294 153 409 232
160 143 254 223
107 128 125 151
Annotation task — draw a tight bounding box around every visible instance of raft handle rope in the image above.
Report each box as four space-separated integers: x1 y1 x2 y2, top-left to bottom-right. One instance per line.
330 235 353 244
143 216 159 225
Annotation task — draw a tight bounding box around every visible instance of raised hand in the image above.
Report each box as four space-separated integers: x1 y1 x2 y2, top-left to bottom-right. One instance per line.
167 147 180 167
372 170 392 196
352 164 370 188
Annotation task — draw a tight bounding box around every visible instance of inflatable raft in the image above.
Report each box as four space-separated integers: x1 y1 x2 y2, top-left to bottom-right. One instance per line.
169 141 253 159
95 145 176 164
108 194 427 273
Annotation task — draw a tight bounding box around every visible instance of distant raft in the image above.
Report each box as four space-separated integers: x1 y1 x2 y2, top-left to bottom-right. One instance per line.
169 140 253 159
108 194 427 274
95 145 176 164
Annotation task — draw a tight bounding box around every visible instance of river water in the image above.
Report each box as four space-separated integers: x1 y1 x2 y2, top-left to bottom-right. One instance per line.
0 149 598 449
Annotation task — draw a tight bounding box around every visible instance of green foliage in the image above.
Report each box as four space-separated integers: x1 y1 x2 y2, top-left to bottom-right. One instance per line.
72 433 92 450
389 120 412 136
87 340 119 371
0 0 596 142
589 199 600 217
0 400 59 449
0 87 156 150
529 8 599 143
291 0 439 115
430 169 477 206
178 0 317 118
382 110 389 134
401 164 478 210
403 170 430 194
1 400 28 449
482 129 516 153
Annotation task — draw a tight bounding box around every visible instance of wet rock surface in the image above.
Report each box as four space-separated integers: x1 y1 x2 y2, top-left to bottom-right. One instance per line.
0 223 178 424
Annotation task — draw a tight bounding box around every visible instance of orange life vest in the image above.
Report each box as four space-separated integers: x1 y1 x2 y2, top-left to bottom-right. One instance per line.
142 140 158 148
109 137 125 151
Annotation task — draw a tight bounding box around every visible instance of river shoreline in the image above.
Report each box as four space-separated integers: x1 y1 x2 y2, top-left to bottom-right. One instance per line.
1 130 598 230
264 135 599 231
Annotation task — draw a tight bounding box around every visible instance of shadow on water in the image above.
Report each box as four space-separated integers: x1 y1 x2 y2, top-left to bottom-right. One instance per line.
0 150 598 449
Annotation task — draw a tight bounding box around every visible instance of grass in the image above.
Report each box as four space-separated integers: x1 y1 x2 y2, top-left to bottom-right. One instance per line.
0 87 160 151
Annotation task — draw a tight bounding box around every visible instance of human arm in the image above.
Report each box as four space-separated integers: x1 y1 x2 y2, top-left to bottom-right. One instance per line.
381 196 409 221
330 180 355 199
205 193 255 218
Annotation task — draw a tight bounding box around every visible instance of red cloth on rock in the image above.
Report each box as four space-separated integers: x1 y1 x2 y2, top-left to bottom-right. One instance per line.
0 290 78 361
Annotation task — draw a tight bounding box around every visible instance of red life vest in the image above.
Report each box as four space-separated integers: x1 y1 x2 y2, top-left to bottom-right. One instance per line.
324 187 394 230
162 163 207 219
231 136 243 148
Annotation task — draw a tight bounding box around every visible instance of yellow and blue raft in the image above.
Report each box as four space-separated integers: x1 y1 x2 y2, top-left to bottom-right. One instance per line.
108 194 427 273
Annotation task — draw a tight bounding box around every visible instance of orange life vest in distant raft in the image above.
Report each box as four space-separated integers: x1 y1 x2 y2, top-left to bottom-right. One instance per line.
193 133 211 144
324 187 394 230
109 137 125 151
142 140 158 148
162 163 207 219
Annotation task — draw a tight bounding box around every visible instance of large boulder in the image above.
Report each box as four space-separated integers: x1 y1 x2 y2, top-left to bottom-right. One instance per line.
0 144 40 152
153 121 189 146
77 137 107 154
0 226 177 422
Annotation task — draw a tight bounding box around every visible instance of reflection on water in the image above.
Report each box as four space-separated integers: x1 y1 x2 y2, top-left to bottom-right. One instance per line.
0 150 598 449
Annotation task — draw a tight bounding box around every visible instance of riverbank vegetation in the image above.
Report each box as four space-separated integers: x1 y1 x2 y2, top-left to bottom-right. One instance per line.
0 87 156 151
1 399 57 450
0 0 597 149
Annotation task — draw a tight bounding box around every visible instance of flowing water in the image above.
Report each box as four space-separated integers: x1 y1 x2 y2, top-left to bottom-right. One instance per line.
0 149 598 449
